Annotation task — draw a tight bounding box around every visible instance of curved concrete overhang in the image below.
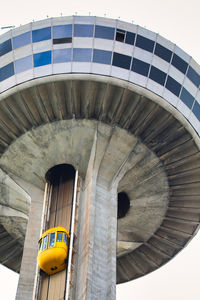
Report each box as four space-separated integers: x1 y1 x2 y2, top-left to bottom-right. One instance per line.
0 75 199 283
0 16 199 283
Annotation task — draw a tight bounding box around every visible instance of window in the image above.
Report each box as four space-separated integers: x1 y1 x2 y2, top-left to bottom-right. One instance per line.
73 48 92 62
53 25 72 39
64 234 68 245
0 63 14 82
0 39 12 57
15 55 33 73
53 38 72 44
180 88 195 109
136 35 154 53
57 232 63 242
33 51 51 67
131 58 150 76
112 52 131 70
74 24 94 37
32 27 51 43
172 54 188 74
53 49 71 63
93 49 112 65
165 76 181 97
42 235 48 251
95 25 115 40
149 66 166 86
49 232 55 248
193 101 200 121
125 32 135 45
13 32 31 49
187 66 200 88
115 29 125 43
154 43 172 63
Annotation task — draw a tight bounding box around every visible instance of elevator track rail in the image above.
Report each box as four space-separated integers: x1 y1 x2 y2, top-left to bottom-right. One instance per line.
38 171 75 300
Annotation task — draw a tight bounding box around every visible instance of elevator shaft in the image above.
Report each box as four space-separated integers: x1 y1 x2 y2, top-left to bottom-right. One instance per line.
38 167 75 300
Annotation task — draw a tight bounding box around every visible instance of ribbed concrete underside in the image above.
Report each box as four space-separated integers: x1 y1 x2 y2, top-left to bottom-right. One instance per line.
0 77 200 283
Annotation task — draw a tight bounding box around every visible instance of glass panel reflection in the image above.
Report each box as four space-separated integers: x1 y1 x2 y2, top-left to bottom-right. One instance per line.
13 32 31 49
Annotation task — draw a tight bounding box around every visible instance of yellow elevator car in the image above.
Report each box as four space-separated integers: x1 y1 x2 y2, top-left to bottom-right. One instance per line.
37 226 70 275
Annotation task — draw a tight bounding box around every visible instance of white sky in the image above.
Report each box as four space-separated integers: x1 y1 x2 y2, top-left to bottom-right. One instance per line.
0 0 200 299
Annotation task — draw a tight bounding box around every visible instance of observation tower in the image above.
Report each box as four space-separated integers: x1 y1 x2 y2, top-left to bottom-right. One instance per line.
0 15 200 300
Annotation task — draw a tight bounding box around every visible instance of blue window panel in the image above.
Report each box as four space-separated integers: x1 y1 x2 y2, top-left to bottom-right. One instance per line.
33 51 51 67
73 48 92 62
0 39 12 57
131 58 150 76
13 32 31 49
192 101 200 121
53 49 71 63
32 27 51 43
0 62 14 82
165 76 181 96
112 52 131 70
125 32 135 45
149 66 166 86
93 49 112 64
180 87 195 109
74 24 94 37
53 25 72 39
187 66 200 87
95 25 115 40
15 55 33 73
154 43 172 63
172 54 188 74
136 35 154 53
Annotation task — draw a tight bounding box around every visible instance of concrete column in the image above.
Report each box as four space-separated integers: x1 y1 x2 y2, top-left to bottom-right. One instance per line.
73 127 117 300
15 181 44 300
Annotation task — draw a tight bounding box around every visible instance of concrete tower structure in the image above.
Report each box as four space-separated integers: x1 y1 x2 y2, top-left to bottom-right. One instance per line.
0 16 200 300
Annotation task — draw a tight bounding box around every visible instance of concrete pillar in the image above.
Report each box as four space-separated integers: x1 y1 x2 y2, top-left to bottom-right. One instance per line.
73 128 117 300
15 181 44 300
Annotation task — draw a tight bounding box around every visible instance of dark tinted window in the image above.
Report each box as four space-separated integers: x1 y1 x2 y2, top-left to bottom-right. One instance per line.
125 32 135 45
53 37 72 44
180 88 195 109
192 101 200 121
34 51 51 67
95 25 115 40
149 66 166 86
74 24 94 37
15 55 33 73
73 48 92 62
93 49 112 64
53 25 72 39
154 43 172 62
13 32 31 49
0 39 12 57
0 62 14 82
172 54 188 74
49 232 55 247
136 35 154 52
165 76 181 96
115 29 125 42
32 27 51 43
187 66 200 87
53 49 71 63
112 52 131 70
131 58 150 76
57 232 63 242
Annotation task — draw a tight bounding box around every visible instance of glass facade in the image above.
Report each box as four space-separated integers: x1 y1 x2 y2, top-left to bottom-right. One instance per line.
0 19 199 134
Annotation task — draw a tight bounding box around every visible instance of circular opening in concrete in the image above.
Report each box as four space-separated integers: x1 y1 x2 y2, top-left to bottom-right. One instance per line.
45 164 75 185
117 192 130 219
